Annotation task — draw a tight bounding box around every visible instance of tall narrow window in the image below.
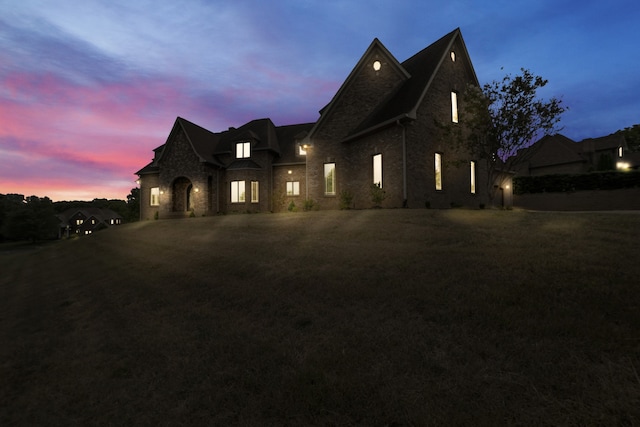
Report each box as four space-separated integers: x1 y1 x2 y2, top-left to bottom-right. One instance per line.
150 187 160 206
236 142 251 158
451 92 459 123
435 153 442 190
286 181 300 196
373 154 383 188
324 163 336 195
618 146 623 157
251 181 259 203
231 180 245 203
470 161 476 194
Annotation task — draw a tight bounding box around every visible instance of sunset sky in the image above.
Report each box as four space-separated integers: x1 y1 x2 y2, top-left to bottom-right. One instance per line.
1 0 638 201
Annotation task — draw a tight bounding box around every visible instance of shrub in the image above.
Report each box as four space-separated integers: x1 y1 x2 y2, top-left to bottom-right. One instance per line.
288 201 297 212
370 184 386 208
303 199 316 211
339 190 354 210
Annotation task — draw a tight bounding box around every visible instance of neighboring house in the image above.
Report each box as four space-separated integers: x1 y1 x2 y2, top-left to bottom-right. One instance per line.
136 28 491 218
514 133 632 176
57 208 123 237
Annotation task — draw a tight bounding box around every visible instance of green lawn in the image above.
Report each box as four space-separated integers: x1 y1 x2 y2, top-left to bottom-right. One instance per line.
1 209 639 425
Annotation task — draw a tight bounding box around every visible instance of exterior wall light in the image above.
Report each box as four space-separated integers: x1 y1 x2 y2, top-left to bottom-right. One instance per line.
373 60 381 71
194 188 199 192
288 170 292 174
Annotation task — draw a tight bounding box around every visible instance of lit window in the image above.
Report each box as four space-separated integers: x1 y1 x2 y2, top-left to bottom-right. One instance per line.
619 146 623 157
435 153 442 190
150 187 160 206
236 142 251 159
470 161 476 194
324 163 336 195
91 219 96 225
286 181 300 196
251 181 259 203
231 180 245 203
450 51 456 62
451 92 458 123
373 60 381 71
373 154 383 188
299 145 307 156
76 219 83 225
110 219 114 225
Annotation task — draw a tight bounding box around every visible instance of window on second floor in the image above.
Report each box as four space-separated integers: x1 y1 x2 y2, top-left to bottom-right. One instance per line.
619 146 623 158
451 91 459 123
236 142 251 159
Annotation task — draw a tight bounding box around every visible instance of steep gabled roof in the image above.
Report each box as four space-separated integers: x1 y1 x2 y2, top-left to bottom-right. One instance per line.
527 134 585 168
173 117 222 166
137 117 223 175
307 37 409 141
346 28 477 140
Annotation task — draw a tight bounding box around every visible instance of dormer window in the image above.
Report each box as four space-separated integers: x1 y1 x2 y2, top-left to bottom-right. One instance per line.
236 142 251 158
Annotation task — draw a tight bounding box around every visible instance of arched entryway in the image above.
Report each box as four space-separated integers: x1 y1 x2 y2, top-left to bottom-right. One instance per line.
172 177 194 212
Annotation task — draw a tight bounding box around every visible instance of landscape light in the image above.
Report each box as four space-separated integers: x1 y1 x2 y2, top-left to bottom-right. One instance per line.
616 162 630 170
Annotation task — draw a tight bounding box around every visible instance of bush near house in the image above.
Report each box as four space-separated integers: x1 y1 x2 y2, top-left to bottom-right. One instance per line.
515 170 640 194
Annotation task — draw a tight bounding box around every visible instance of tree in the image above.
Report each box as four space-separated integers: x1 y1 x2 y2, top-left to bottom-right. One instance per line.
442 68 566 204
126 187 140 222
3 196 59 242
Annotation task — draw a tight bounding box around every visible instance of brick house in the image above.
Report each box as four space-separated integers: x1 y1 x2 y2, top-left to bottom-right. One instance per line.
136 28 490 219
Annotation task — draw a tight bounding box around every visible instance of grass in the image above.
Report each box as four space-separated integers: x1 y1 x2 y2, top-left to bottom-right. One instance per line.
1 209 639 425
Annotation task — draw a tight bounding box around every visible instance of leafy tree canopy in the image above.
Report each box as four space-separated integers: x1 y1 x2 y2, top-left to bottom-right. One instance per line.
441 68 567 203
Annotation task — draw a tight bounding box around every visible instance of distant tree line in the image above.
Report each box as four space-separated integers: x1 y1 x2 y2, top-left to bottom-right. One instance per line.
0 188 140 243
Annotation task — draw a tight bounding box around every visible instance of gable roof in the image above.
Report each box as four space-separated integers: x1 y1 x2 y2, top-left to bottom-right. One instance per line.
525 134 585 168
306 28 478 143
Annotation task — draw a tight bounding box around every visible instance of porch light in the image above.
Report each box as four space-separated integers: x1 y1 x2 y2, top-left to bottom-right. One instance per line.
288 170 292 174
373 60 381 71
194 188 199 192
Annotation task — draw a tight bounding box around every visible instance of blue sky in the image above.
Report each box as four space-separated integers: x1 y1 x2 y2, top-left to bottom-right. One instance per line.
1 0 638 200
